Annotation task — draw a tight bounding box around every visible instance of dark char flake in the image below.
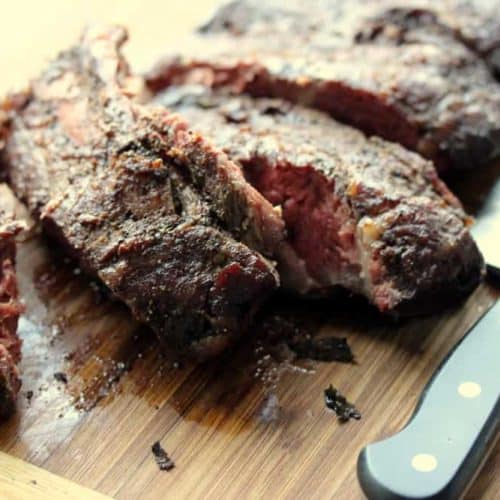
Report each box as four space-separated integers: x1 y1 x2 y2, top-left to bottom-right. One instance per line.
152 441 175 471
324 384 361 422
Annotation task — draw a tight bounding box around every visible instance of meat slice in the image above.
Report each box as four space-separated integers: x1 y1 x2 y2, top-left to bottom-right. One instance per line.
352 1 500 80
200 0 500 79
0 214 23 419
154 86 484 315
148 2 500 171
437 0 500 78
1 26 285 356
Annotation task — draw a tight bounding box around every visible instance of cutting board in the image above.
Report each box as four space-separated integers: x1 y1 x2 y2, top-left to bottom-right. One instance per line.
0 451 109 500
0 216 498 500
0 2 499 499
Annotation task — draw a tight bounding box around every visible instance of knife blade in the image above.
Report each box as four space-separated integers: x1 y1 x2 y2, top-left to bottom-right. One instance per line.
357 299 500 499
469 174 500 278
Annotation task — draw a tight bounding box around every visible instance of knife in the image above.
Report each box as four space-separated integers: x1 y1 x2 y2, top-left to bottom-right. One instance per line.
469 172 500 278
357 299 499 499
357 175 500 499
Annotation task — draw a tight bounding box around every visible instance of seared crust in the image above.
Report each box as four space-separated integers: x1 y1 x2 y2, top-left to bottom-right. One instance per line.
154 87 484 314
2 26 285 355
200 0 500 79
148 0 500 171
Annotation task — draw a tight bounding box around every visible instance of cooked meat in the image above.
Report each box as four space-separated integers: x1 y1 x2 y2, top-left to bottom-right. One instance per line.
439 0 500 78
200 0 500 79
1 26 286 356
154 86 483 314
0 214 23 420
353 1 500 80
148 1 500 171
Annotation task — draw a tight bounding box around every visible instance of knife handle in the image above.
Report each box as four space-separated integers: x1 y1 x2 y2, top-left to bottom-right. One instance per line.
357 301 500 500
486 264 500 281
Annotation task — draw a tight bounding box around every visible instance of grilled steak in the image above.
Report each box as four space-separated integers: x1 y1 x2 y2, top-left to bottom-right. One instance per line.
1 26 286 356
0 214 23 420
352 1 500 80
200 0 500 79
148 1 500 171
438 0 500 78
154 86 483 314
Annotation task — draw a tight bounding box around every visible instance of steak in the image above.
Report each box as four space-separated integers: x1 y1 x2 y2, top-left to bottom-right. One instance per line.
0 214 23 420
200 0 500 79
147 1 500 171
1 26 286 356
437 0 500 78
351 1 500 80
153 86 483 314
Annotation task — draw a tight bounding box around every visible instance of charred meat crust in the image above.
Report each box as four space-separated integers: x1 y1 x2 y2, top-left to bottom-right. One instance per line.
0 216 24 420
2 26 285 355
154 87 483 315
199 0 500 79
147 1 500 171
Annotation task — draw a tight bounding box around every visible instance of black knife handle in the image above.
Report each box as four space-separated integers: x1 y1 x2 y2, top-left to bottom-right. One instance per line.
486 264 500 281
357 301 500 500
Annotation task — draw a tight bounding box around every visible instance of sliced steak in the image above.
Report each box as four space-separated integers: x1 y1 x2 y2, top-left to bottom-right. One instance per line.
200 0 500 78
148 2 500 171
352 1 500 80
0 214 23 420
1 26 285 356
154 86 484 314
438 0 500 78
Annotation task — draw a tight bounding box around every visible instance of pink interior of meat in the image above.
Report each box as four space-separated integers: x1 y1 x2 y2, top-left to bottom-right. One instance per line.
0 254 22 363
157 61 421 160
243 160 362 292
248 74 420 155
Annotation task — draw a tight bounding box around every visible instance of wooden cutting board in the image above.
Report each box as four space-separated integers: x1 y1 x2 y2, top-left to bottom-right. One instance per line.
0 217 498 500
0 2 499 499
0 452 110 499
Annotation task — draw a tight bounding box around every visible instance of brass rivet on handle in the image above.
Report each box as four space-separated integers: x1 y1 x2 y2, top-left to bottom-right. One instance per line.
411 454 438 472
458 381 482 398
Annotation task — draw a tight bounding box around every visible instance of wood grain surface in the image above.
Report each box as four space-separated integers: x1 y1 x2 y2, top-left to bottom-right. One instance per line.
0 452 111 500
0 2 499 499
